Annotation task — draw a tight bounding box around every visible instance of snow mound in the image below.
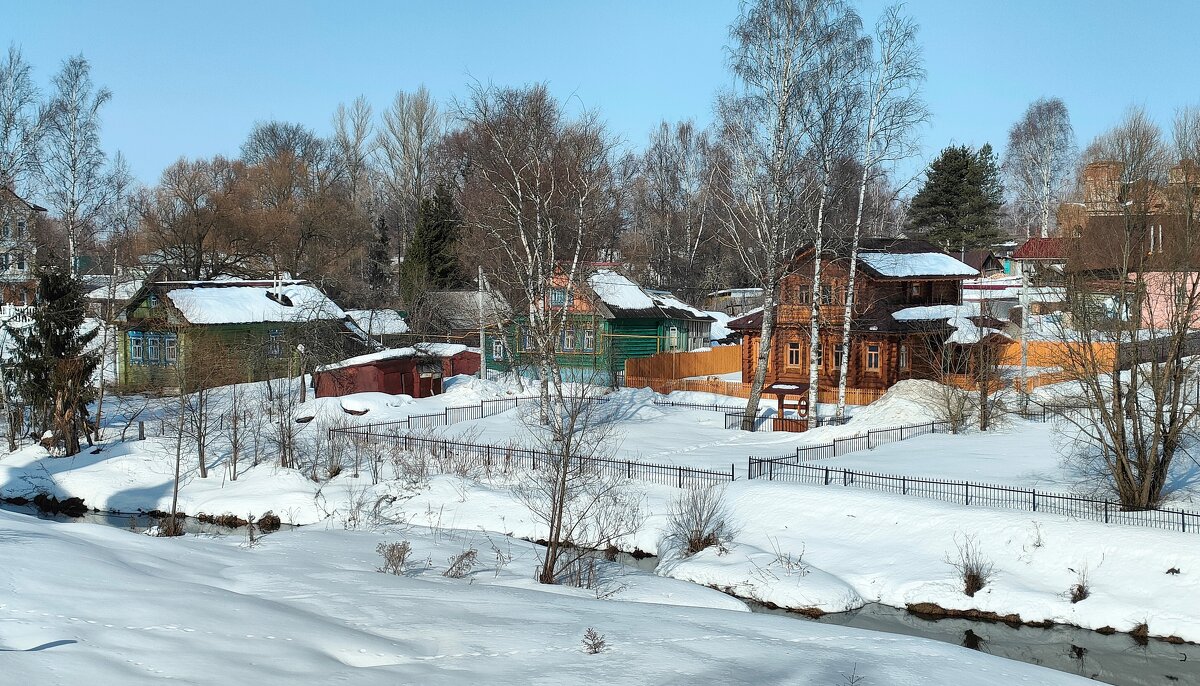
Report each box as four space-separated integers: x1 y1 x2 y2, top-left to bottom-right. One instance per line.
340 392 412 415
848 379 946 428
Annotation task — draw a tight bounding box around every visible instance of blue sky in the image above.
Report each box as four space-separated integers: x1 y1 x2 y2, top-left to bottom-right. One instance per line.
7 1 1199 190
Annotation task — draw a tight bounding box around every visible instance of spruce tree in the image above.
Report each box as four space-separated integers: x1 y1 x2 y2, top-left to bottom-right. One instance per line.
399 183 463 303
13 266 99 454
907 144 1004 250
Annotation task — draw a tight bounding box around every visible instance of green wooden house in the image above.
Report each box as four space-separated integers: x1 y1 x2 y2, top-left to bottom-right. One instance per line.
115 280 367 393
484 268 713 385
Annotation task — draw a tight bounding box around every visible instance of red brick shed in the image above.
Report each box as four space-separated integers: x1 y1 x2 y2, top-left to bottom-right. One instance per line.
313 343 480 399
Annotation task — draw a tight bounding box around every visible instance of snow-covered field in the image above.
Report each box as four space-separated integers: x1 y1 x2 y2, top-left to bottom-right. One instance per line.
0 509 1095 685
5 373 1200 684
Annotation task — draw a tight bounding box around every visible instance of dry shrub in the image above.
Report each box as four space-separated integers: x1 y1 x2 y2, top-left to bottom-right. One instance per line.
444 548 478 578
256 511 282 532
666 486 738 557
156 515 185 537
377 541 413 575
946 533 995 597
581 627 606 654
1070 565 1090 604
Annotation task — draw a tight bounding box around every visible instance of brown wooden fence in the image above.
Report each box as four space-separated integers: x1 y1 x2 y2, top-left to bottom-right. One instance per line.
624 345 741 380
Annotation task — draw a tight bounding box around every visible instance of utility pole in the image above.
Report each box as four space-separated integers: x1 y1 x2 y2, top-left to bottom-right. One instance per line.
478 265 486 381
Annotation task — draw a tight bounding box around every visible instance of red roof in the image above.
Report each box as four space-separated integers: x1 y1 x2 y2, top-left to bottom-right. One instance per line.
1013 237 1070 260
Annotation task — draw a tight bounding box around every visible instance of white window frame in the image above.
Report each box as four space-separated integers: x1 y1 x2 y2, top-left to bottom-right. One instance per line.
146 334 160 363
165 335 178 364
583 328 595 352
562 327 576 351
492 338 504 361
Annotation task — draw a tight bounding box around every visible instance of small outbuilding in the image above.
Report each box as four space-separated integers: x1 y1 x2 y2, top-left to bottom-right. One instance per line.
312 343 480 399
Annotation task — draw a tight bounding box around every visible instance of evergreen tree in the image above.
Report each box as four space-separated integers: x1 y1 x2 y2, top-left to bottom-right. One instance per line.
906 144 1004 250
13 266 99 454
399 182 463 303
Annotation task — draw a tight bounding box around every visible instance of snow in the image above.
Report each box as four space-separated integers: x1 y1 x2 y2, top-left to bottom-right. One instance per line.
315 343 469 372
165 283 347 325
892 302 1009 345
0 508 1093 685
346 309 409 336
859 252 978 278
587 269 656 310
707 310 734 341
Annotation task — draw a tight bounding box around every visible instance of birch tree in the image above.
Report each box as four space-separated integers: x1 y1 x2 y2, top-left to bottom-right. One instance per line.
834 4 927 418
1003 97 1076 239
718 0 861 430
41 55 124 273
0 44 47 192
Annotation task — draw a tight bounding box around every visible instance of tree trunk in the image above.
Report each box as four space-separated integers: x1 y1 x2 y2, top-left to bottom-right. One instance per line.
743 269 780 431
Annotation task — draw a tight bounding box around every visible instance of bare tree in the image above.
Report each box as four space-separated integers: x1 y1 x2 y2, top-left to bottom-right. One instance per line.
41 55 127 273
331 96 376 207
456 83 619 584
1003 97 1076 239
377 85 441 272
834 4 927 418
1051 107 1200 509
717 0 862 430
0 44 47 192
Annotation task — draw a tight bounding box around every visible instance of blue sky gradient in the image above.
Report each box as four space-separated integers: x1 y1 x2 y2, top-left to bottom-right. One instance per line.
7 1 1199 189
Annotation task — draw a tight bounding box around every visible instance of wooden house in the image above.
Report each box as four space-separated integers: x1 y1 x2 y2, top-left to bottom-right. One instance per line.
485 267 714 385
731 239 1007 407
0 186 45 306
115 280 366 393
312 343 480 399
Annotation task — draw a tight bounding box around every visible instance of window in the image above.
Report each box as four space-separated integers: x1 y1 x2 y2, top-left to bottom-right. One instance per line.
1 221 8 239
146 293 158 308
833 343 844 369
786 342 801 367
146 334 160 363
550 288 569 307
908 282 922 301
820 284 833 305
899 343 909 370
129 332 143 364
268 329 284 357
866 344 881 371
521 330 532 351
815 343 824 368
492 338 505 361
15 220 25 238
14 252 24 270
667 325 679 350
164 335 178 364
562 327 576 351
583 328 595 352
0 253 8 271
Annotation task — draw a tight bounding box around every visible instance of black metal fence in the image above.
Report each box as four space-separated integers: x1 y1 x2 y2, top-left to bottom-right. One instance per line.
335 395 608 436
744 461 1200 534
330 429 734 489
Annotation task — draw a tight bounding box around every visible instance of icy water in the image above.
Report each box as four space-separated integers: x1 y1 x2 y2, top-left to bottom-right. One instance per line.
0 502 291 536
755 601 1200 686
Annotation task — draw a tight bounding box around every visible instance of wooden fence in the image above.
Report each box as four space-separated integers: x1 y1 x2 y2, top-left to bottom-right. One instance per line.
624 345 741 380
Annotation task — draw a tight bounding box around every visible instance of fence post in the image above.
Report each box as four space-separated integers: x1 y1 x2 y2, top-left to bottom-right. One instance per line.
1104 500 1109 523
1031 490 1037 511
486 445 492 468
627 460 632 478
769 460 774 481
731 463 735 482
842 469 848 486
138 421 145 441
964 482 970 506
824 467 830 485
902 476 907 495
677 468 683 489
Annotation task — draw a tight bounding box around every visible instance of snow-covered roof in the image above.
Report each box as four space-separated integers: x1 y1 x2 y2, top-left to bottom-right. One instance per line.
588 270 657 310
586 270 712 322
858 252 978 279
315 343 469 373
86 278 144 302
892 303 1009 345
347 309 409 336
165 283 346 325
